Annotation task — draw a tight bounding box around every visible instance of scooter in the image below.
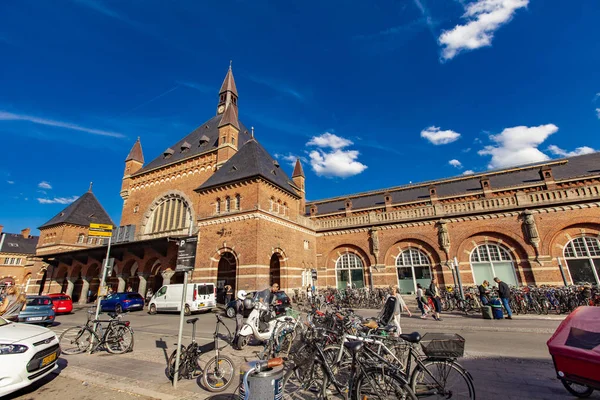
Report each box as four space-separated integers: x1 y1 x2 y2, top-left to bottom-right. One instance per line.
236 296 293 350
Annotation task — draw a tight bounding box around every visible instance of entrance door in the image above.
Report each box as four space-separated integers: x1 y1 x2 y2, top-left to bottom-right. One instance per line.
270 254 281 287
217 252 236 304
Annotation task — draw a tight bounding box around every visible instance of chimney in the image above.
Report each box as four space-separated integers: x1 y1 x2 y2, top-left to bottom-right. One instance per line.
0 225 3 234
480 177 492 197
21 228 31 238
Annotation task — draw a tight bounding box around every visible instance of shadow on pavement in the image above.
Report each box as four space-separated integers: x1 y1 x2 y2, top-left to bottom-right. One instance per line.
155 337 169 364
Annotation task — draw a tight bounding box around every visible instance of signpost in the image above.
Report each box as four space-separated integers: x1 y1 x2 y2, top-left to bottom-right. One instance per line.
311 268 317 281
173 235 197 387
453 256 465 300
89 223 113 351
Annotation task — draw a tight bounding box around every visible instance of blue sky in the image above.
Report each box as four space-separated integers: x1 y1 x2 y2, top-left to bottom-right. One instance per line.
1 0 599 235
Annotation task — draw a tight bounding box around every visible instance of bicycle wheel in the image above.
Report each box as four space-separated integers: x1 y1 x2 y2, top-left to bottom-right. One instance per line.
167 346 187 380
410 359 475 400
283 363 328 399
202 355 235 392
356 366 417 400
105 324 134 354
59 327 94 355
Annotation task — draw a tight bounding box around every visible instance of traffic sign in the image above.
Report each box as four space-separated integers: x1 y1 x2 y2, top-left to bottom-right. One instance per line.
176 236 198 272
311 269 318 280
89 223 113 237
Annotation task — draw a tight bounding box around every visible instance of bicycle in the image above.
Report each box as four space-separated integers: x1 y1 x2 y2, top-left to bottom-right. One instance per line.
59 309 134 355
167 314 235 392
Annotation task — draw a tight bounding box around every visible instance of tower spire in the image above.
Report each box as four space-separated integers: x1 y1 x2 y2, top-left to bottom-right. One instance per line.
217 63 238 116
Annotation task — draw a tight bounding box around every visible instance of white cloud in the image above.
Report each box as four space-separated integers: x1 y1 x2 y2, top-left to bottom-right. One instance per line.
307 132 353 149
439 0 529 61
38 181 52 190
306 132 367 178
37 196 79 205
6 180 14 184
478 124 558 169
274 153 307 168
449 159 463 168
0 110 124 138
547 145 596 158
463 170 475 175
421 126 461 145
596 108 600 119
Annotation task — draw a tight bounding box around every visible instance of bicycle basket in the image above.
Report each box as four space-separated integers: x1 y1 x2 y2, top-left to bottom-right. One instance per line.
420 333 465 358
286 308 300 319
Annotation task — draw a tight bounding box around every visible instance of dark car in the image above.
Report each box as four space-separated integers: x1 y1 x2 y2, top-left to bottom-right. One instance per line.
17 296 56 326
100 292 144 313
224 291 291 318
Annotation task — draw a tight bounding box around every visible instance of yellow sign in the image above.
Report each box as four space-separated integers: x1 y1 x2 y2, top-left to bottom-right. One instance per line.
90 223 113 230
89 230 112 237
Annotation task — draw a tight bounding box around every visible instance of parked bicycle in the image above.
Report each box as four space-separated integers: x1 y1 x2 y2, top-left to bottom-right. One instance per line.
59 309 134 355
167 313 235 392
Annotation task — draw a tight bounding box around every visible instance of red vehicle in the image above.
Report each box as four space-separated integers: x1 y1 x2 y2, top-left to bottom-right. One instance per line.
547 306 600 397
47 293 73 314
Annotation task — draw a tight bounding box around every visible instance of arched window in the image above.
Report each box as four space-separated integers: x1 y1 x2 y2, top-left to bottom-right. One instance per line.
396 248 431 294
77 234 85 244
147 195 190 234
563 236 600 285
470 243 518 287
225 197 231 213
335 253 365 290
216 198 221 214
235 194 241 210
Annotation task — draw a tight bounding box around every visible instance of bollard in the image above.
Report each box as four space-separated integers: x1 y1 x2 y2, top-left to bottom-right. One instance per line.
239 361 284 400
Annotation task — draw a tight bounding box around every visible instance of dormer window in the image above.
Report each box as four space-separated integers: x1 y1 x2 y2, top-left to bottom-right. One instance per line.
163 148 174 159
181 141 191 153
200 135 209 146
273 160 280 168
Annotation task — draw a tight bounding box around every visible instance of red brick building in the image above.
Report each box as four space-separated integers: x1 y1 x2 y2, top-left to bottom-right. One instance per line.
38 67 600 302
0 226 44 294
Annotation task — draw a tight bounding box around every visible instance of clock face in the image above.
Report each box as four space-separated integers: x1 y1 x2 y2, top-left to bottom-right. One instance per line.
218 105 225 114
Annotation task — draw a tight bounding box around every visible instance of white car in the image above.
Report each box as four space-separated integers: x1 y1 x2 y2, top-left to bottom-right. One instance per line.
0 316 60 397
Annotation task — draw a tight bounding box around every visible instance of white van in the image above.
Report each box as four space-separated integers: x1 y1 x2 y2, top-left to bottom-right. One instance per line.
147 283 216 315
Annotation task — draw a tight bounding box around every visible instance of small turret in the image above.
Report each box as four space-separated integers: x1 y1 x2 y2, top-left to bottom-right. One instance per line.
292 159 306 213
121 137 144 201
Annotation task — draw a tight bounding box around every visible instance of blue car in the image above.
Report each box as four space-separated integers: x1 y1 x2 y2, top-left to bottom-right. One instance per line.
100 292 144 313
17 296 56 326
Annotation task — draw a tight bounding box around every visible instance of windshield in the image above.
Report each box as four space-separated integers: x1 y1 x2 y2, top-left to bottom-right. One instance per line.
27 297 52 306
254 287 271 304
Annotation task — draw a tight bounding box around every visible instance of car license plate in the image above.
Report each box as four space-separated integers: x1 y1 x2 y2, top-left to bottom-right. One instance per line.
200 303 205 307
27 317 44 321
40 352 57 368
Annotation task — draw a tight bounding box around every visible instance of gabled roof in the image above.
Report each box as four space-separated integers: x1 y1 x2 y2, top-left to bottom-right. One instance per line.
220 66 238 96
307 151 600 216
135 114 252 175
39 191 115 229
292 159 305 178
218 104 240 130
125 138 144 163
196 138 300 197
0 233 38 255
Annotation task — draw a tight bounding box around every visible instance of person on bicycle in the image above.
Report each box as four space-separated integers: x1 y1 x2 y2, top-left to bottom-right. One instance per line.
478 280 490 306
427 276 443 321
386 285 412 335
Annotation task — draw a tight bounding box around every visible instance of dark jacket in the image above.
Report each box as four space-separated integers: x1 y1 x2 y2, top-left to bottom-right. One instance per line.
497 281 510 299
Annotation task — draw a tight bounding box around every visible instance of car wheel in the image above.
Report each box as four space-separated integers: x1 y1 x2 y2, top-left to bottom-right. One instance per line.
149 304 157 315
184 304 191 316
226 307 236 318
115 304 123 314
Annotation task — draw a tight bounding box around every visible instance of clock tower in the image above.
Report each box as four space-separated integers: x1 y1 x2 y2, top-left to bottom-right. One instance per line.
216 62 238 116
216 63 240 167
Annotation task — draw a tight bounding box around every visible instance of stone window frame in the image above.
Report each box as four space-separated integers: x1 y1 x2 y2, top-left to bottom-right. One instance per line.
225 196 231 213
235 194 241 210
143 192 193 235
395 247 432 293
563 236 600 285
216 198 221 214
77 233 85 244
469 243 518 287
335 252 365 289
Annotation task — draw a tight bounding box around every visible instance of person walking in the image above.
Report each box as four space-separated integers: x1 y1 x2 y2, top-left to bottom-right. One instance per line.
224 284 233 305
306 285 312 304
494 277 513 319
478 280 490 306
427 276 443 321
416 283 428 319
386 286 412 336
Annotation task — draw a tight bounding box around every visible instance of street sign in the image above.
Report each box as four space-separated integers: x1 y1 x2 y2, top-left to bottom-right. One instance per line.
89 223 114 237
311 269 317 280
176 236 198 272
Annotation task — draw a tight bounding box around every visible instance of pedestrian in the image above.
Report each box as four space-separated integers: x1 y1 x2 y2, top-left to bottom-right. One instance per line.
386 286 412 336
146 288 153 304
427 276 443 321
306 285 312 304
416 283 428 319
478 280 490 306
494 277 513 319
0 285 27 321
126 285 133 293
346 281 352 290
224 284 233 305
234 290 246 347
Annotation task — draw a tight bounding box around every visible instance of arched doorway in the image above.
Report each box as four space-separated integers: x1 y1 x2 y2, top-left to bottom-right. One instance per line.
217 252 236 304
72 274 84 303
269 254 281 287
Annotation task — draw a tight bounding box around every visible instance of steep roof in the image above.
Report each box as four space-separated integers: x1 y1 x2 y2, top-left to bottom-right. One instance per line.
135 114 252 174
292 159 305 178
39 191 115 229
196 138 299 197
125 138 144 163
307 151 600 215
0 233 38 255
219 66 238 96
218 104 240 130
